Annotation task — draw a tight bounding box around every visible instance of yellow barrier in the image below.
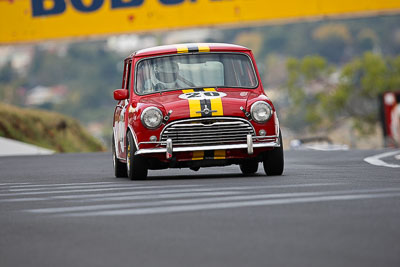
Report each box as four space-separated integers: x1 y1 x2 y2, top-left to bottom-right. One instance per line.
1 0 400 43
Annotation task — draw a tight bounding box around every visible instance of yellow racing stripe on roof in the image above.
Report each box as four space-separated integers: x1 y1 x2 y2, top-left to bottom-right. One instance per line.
177 44 210 53
177 45 189 53
198 44 210 52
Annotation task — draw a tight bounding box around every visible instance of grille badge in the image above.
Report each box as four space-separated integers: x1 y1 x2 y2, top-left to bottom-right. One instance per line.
196 105 217 116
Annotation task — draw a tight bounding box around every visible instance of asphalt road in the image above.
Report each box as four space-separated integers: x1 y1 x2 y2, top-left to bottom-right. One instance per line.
0 150 399 267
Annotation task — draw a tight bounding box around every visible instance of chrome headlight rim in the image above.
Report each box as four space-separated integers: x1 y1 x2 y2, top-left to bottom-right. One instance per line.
140 107 163 129
250 101 273 123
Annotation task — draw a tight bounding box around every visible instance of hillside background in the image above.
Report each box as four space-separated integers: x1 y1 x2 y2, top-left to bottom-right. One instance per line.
0 102 105 153
1 14 400 149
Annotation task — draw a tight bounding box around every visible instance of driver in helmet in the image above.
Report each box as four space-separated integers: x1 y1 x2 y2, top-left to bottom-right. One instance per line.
152 60 181 91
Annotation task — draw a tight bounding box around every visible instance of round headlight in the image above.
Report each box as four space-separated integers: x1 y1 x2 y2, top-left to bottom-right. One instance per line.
250 101 273 123
141 107 163 129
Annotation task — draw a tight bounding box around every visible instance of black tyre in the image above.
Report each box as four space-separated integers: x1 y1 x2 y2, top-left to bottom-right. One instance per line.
112 134 127 178
263 130 284 176
239 160 259 175
126 131 148 180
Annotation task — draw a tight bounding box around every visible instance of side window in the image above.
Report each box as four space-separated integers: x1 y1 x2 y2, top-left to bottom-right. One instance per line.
122 61 128 88
124 61 132 90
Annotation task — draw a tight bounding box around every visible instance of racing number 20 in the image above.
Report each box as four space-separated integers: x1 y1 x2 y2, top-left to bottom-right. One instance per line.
186 91 220 98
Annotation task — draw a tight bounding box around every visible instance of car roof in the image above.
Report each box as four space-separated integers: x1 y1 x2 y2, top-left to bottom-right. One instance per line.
129 43 251 59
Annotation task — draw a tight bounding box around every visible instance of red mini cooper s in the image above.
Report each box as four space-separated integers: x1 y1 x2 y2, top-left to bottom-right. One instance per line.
112 43 283 180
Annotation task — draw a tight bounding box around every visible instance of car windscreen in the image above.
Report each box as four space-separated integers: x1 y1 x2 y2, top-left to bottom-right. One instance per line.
135 53 258 94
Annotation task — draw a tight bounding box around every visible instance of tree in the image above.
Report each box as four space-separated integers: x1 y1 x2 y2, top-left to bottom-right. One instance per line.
284 55 334 132
321 52 400 135
284 52 400 137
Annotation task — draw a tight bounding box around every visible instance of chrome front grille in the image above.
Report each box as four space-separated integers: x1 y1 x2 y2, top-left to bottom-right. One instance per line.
160 117 255 146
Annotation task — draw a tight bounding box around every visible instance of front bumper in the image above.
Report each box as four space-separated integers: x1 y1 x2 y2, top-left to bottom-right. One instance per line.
135 134 280 159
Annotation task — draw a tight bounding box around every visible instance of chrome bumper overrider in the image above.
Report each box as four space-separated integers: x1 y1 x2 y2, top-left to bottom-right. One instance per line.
136 134 280 159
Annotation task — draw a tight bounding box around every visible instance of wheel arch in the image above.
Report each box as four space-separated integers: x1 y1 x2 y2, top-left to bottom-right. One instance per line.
127 125 139 150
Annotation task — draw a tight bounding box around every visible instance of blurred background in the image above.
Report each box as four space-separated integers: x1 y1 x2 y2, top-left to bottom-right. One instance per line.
1 1 400 153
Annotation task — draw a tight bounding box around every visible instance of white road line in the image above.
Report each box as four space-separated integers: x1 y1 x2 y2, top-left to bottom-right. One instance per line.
0 187 241 200
70 183 343 200
0 183 31 186
8 184 137 192
1 191 241 203
0 187 241 199
7 184 201 192
61 191 400 217
26 188 400 215
0 185 202 196
3 182 116 188
364 150 400 168
0 186 157 197
0 187 229 201
84 187 400 203
0 183 343 199
26 192 243 213
1 197 48 202
81 191 243 202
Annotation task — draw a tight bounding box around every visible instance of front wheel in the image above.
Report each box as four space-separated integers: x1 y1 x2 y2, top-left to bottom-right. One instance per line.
263 131 284 176
126 131 148 180
239 160 259 175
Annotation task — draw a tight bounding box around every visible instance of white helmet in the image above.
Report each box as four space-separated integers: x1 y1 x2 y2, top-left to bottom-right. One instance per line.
153 60 179 89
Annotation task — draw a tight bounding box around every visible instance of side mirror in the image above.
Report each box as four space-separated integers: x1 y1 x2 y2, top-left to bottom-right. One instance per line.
114 89 129 101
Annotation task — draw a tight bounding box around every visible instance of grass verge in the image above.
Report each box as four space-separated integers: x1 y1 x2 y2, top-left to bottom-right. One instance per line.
0 102 106 153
